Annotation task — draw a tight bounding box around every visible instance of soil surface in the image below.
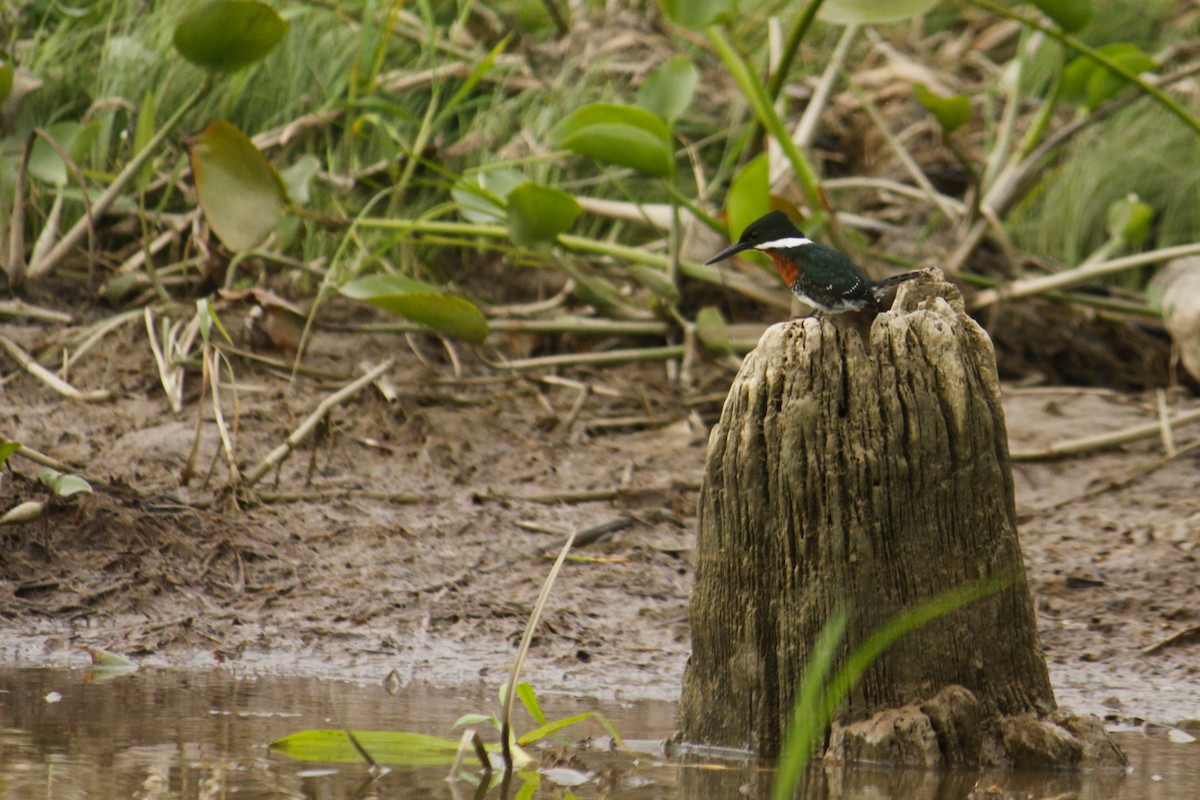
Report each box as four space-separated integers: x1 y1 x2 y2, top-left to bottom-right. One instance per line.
2 301 1198 726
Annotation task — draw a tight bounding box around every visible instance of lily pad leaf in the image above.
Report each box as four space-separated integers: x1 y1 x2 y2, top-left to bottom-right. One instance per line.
913 83 971 134
1031 0 1092 33
507 182 581 247
270 729 463 766
637 55 698 124
550 104 673 177
173 0 287 72
1062 43 1157 111
818 0 939 24
340 274 489 343
187 119 287 252
659 0 732 29
38 468 93 498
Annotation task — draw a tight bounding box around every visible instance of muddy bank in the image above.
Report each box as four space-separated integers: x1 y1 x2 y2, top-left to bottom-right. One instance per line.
1 320 1198 720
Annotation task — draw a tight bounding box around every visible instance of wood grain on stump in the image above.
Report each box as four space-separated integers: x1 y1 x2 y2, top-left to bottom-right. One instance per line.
678 272 1122 767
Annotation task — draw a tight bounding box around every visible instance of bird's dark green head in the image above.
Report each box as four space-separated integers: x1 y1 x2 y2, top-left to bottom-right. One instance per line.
705 210 809 265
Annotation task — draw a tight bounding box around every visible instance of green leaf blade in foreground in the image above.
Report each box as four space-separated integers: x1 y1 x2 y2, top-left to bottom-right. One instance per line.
340 274 489 343
187 119 287 252
818 0 939 25
913 83 972 134
659 0 732 30
173 0 287 72
550 104 673 177
637 55 698 123
507 182 582 247
1031 0 1093 33
270 730 463 765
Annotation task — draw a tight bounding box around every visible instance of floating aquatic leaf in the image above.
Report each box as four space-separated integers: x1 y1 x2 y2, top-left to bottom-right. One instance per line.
187 119 287 252
340 274 489 343
270 729 463 765
173 0 287 72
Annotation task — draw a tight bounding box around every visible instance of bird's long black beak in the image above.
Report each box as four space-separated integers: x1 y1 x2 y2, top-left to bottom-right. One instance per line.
705 240 753 265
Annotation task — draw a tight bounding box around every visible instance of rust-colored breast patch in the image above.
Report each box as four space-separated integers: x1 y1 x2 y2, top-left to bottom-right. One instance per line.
766 250 798 288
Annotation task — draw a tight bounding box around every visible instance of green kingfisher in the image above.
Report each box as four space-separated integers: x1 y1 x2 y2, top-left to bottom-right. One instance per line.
706 210 923 314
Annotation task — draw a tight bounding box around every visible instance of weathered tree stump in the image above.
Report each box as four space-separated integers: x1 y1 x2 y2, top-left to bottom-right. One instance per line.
678 271 1123 768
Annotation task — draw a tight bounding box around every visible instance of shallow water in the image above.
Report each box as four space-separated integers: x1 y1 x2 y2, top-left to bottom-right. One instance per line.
0 667 1196 799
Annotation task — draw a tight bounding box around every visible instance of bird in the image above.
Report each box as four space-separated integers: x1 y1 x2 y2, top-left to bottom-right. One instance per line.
706 210 923 314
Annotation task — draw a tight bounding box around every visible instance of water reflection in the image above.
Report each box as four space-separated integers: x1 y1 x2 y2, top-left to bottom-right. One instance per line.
0 667 1194 799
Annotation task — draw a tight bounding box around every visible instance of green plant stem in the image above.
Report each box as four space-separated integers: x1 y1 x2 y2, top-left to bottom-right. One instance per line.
28 77 211 282
966 0 1200 137
705 25 829 225
765 0 827 102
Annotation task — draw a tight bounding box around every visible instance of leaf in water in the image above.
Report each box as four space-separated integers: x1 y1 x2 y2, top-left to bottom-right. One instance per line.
1147 257 1200 383
637 55 698 124
173 0 288 72
80 645 138 669
540 767 592 787
279 153 321 205
507 182 581 247
453 168 525 223
1031 0 1092 33
340 274 489 343
695 307 733 354
659 0 732 29
29 122 99 186
270 729 464 765
912 83 971 134
187 119 287 252
38 468 93 498
818 0 939 24
1062 43 1157 111
550 104 673 177
1105 194 1152 246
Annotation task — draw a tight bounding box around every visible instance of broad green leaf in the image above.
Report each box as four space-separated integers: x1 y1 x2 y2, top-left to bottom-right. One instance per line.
1106 194 1153 246
516 682 547 727
133 90 157 190
340 274 489 343
727 153 771 246
0 53 13 105
0 440 20 467
279 154 320 205
29 122 99 186
270 729 463 765
1031 0 1092 33
630 264 681 304
551 104 673 177
695 307 733 354
1062 43 1157 111
507 182 581 247
659 0 732 29
913 83 971 134
38 468 93 498
637 55 698 124
453 168 525 223
187 119 287 252
818 0 938 24
173 0 287 72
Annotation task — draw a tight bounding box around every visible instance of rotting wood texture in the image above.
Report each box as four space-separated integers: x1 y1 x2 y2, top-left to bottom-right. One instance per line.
679 272 1057 758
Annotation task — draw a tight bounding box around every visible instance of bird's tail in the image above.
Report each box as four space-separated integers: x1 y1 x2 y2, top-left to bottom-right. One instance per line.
870 270 924 299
